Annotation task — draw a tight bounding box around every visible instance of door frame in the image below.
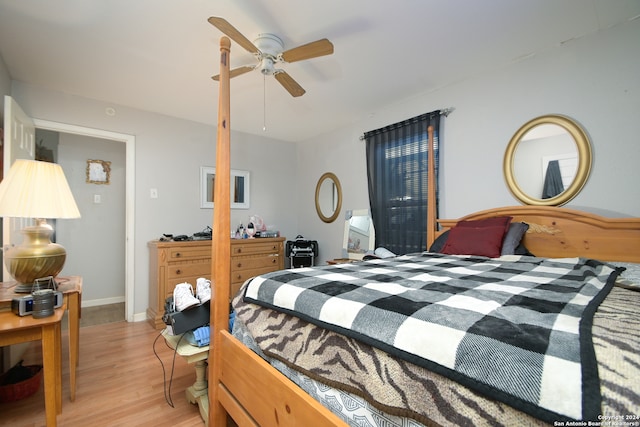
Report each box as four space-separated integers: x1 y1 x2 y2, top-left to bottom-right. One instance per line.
33 119 136 322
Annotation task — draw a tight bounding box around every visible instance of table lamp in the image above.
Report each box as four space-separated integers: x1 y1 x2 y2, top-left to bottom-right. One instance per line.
0 159 81 292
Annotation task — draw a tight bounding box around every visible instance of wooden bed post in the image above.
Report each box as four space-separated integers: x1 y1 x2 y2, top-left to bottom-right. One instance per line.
426 125 437 248
210 36 231 427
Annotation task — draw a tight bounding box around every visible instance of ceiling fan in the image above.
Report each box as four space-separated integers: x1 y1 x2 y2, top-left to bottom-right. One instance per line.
208 17 334 97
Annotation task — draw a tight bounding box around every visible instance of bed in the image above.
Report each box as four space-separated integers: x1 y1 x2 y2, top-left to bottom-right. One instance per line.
208 37 640 426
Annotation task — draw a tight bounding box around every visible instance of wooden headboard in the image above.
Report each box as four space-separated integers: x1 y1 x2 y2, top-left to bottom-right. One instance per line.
435 205 640 263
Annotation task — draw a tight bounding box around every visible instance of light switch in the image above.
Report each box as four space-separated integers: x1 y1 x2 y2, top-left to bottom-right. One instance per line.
94 194 101 204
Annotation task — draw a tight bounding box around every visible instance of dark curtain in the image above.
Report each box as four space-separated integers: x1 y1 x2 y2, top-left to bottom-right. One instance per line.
365 111 441 255
542 160 564 199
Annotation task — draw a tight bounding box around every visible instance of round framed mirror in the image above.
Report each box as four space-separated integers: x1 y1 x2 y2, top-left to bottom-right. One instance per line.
315 172 342 223
503 114 592 206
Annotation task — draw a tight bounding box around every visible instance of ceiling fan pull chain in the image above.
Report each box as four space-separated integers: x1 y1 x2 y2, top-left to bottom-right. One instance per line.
263 74 267 131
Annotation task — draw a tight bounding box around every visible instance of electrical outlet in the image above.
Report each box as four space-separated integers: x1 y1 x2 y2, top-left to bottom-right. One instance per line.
94 194 101 204
150 188 158 199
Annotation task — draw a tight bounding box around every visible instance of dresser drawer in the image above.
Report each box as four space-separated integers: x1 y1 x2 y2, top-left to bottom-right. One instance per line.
232 241 281 256
167 261 211 279
168 246 211 261
231 255 280 272
231 264 281 286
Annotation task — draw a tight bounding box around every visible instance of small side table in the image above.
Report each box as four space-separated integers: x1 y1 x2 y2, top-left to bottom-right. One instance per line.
162 328 209 426
0 306 65 427
0 276 82 401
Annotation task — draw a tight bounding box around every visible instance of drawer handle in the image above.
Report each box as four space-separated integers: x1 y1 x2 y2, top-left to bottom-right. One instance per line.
236 263 242 268
236 274 242 280
271 259 276 264
237 248 242 253
175 269 182 275
175 252 182 258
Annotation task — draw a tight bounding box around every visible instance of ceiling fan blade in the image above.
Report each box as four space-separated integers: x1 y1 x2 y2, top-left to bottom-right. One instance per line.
281 38 334 63
208 17 260 55
274 71 306 97
212 65 255 81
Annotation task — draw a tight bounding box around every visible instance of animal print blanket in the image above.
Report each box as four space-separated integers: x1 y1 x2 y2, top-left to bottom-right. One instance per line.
243 253 621 423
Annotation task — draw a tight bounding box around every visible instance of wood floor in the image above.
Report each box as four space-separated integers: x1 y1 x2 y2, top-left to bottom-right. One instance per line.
0 319 206 427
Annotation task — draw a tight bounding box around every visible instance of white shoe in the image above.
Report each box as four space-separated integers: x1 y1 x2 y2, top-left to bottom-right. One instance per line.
196 277 212 304
173 282 200 311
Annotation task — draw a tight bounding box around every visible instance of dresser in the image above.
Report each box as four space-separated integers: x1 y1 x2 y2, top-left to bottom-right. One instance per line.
147 237 285 329
147 240 212 329
230 237 285 297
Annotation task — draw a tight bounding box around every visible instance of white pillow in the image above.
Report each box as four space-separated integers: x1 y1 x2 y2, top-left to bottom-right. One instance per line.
611 262 640 291
374 247 396 258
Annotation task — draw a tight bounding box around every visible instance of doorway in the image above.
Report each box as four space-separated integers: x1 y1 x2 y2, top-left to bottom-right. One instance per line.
33 119 135 322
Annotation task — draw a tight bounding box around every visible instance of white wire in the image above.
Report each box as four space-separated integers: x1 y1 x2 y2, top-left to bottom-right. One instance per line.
263 74 267 131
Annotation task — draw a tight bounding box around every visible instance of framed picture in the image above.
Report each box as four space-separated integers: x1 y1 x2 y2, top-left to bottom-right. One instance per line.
200 166 250 209
86 159 111 184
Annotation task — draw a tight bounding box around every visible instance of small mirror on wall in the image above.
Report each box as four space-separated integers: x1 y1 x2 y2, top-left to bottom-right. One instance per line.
342 209 376 260
200 166 250 209
315 172 342 223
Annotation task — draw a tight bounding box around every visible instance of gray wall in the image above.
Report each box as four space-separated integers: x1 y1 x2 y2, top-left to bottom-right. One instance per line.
297 17 640 264
57 133 126 304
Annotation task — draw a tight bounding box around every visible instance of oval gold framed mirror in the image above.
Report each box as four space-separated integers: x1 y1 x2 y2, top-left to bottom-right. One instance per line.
315 172 342 223
503 114 592 206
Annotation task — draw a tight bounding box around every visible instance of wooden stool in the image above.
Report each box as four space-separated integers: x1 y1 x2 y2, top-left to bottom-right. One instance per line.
162 328 210 426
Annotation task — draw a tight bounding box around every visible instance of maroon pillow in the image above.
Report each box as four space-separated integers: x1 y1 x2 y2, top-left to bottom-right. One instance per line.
457 216 512 233
440 225 508 258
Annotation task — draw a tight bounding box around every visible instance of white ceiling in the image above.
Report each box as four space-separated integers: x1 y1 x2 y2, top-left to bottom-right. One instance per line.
1 0 638 142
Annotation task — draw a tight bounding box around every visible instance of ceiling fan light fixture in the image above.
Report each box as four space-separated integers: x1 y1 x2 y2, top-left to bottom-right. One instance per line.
260 57 275 75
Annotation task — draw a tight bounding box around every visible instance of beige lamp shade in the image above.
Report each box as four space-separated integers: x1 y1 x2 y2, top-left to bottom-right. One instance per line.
0 159 81 219
0 159 80 287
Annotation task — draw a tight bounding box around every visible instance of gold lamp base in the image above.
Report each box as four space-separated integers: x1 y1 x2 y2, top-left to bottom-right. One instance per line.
4 220 66 292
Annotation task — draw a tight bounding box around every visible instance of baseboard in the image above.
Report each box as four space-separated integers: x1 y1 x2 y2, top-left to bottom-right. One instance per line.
80 297 148 323
82 296 125 308
132 312 148 322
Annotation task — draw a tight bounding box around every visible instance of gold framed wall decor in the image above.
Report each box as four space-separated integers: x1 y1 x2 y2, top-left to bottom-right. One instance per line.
503 114 592 206
86 159 111 184
315 172 342 223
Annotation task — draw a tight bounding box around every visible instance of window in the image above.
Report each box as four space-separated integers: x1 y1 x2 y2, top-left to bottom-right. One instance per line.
365 111 441 255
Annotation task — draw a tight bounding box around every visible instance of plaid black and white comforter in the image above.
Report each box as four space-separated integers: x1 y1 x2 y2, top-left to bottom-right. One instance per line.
244 253 621 423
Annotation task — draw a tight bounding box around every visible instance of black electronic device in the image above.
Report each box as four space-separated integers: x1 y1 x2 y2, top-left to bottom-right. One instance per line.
12 291 64 316
162 296 210 335
192 226 212 240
